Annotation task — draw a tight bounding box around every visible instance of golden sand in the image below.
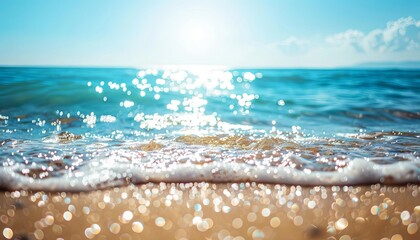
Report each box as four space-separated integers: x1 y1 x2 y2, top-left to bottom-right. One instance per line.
175 135 290 150
1 183 419 239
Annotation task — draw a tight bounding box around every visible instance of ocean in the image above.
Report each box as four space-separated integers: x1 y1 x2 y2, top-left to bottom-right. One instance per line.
0 67 419 191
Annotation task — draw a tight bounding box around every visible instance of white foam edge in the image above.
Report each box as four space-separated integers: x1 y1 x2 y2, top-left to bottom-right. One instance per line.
0 158 418 191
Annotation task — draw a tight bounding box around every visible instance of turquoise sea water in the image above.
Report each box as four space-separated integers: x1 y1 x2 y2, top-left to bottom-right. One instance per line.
0 67 419 190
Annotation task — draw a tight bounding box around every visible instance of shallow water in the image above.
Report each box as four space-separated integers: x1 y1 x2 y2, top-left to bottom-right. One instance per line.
0 67 419 190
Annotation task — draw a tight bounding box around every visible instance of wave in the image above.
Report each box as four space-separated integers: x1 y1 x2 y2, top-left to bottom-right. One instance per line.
0 133 418 191
1 68 419 192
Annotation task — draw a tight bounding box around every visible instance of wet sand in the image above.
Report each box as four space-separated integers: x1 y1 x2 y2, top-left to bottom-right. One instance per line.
1 183 419 240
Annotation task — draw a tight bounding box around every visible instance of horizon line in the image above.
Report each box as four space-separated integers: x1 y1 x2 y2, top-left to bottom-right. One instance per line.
1 62 420 70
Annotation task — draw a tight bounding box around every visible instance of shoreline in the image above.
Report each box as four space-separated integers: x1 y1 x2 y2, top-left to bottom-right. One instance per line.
1 183 419 239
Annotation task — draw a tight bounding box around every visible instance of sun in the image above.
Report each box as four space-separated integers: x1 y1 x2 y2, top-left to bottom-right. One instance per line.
180 20 215 53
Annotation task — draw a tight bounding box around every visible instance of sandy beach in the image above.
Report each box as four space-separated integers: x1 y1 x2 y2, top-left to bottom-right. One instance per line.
1 183 419 240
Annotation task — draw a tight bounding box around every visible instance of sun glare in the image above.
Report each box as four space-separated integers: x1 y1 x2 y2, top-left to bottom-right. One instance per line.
180 20 215 53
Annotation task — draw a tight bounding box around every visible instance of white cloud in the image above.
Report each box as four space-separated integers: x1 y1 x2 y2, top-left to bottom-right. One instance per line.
242 16 420 68
326 16 420 53
276 36 310 54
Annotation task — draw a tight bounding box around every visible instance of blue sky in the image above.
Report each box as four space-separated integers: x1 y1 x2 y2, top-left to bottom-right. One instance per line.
0 0 419 67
